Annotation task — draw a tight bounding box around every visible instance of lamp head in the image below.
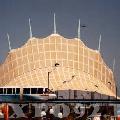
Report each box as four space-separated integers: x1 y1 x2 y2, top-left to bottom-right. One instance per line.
95 85 98 88
55 63 60 67
72 75 75 79
108 82 111 85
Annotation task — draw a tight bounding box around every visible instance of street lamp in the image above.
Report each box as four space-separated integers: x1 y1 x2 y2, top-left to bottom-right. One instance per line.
47 63 60 92
108 82 111 100
91 85 98 99
59 75 76 99
47 71 51 91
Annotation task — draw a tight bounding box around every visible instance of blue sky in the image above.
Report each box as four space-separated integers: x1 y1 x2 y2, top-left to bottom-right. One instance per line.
0 0 120 94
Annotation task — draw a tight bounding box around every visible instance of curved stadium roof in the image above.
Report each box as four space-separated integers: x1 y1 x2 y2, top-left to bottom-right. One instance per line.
0 34 117 98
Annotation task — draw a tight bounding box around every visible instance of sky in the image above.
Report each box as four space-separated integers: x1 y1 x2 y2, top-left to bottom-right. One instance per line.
0 0 120 94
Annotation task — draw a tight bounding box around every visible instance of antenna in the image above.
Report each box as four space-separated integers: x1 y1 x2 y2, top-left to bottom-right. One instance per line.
29 18 32 38
54 13 56 34
7 33 11 51
78 19 80 39
98 34 101 52
113 57 115 73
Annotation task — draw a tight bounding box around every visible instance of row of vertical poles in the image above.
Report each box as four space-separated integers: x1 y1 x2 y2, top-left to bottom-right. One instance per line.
56 90 77 99
56 90 97 99
70 90 115 100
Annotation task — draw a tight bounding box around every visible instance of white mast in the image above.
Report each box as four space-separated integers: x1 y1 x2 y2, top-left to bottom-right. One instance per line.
98 34 101 52
7 33 11 51
113 57 115 73
78 19 80 39
54 13 56 34
29 18 32 38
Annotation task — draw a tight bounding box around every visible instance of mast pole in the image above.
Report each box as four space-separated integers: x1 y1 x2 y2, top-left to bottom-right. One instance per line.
54 13 56 34
78 19 80 39
29 18 32 38
7 33 11 51
98 34 101 52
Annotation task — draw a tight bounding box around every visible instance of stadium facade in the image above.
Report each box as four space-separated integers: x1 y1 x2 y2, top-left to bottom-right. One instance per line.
0 33 117 98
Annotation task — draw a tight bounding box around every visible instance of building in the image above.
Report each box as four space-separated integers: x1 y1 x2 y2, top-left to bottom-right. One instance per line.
0 33 117 98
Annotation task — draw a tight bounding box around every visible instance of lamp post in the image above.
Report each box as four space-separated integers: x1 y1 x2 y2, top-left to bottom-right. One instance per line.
91 85 98 100
108 82 111 100
48 71 51 91
47 63 60 92
58 75 76 99
95 85 98 96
